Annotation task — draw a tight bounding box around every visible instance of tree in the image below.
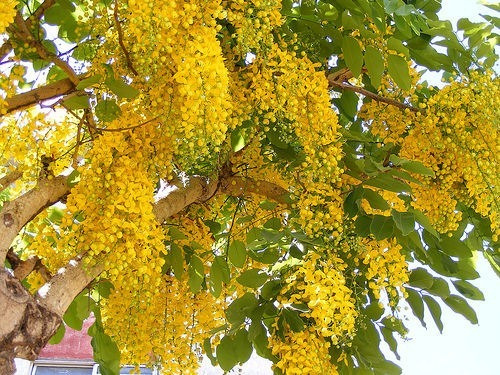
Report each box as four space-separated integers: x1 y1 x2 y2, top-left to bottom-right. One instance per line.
0 0 498 373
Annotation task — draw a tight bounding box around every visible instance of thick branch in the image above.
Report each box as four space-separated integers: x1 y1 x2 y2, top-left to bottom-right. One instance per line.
38 259 101 316
0 0 57 62
219 176 290 204
6 250 51 281
5 77 76 114
153 176 219 222
0 176 70 265
0 170 22 192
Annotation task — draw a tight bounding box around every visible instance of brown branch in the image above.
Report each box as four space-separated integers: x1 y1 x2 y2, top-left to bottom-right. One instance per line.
0 170 22 192
94 115 159 133
327 68 423 113
113 0 138 76
330 80 423 113
6 250 51 281
13 12 80 85
0 176 70 264
219 176 290 205
5 77 77 114
0 0 57 62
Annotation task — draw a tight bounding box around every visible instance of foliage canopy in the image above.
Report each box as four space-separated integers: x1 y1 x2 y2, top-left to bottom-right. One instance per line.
0 0 499 374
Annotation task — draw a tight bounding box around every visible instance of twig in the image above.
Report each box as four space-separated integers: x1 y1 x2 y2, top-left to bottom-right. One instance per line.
327 68 424 113
94 115 160 132
329 80 423 113
113 0 138 76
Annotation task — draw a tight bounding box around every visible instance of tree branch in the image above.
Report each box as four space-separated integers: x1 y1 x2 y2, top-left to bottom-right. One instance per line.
0 0 57 62
6 250 51 282
219 176 290 205
0 170 22 192
113 0 138 76
5 77 77 114
0 176 70 265
327 68 423 113
13 12 80 85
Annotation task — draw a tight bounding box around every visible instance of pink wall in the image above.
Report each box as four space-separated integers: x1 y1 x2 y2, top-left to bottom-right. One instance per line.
39 319 94 360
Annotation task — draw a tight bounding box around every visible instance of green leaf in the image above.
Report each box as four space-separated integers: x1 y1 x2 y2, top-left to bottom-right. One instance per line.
342 36 364 77
95 99 121 122
231 129 245 152
105 77 139 99
188 255 204 293
409 267 434 289
261 280 281 300
391 210 415 236
412 209 440 239
217 336 238 371
387 37 409 58
204 338 217 366
363 188 390 211
233 329 253 364
228 240 246 268
355 215 372 237
406 288 425 327
364 174 412 193
364 46 385 88
452 280 484 301
423 295 443 333
264 217 281 230
95 280 114 298
210 262 223 298
426 277 450 298
225 293 258 324
63 95 89 110
63 293 92 330
381 327 400 360
387 54 411 91
89 311 120 375
48 324 66 345
400 160 435 177
443 295 478 324
282 308 305 332
370 215 394 240
237 268 268 288
344 186 364 218
439 237 472 258
168 243 184 280
76 74 102 90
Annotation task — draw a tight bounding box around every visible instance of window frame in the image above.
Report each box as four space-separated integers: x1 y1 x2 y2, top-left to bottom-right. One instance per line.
31 359 97 375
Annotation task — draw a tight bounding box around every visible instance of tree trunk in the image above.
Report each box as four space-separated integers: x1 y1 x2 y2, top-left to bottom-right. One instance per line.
0 269 61 375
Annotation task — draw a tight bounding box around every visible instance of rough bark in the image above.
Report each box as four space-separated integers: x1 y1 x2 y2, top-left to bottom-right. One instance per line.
0 269 61 373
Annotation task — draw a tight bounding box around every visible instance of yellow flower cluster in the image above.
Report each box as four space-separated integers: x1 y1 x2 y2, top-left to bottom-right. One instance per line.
0 0 16 34
224 0 283 53
362 71 499 237
269 328 339 375
356 238 409 302
103 275 224 374
279 253 357 344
